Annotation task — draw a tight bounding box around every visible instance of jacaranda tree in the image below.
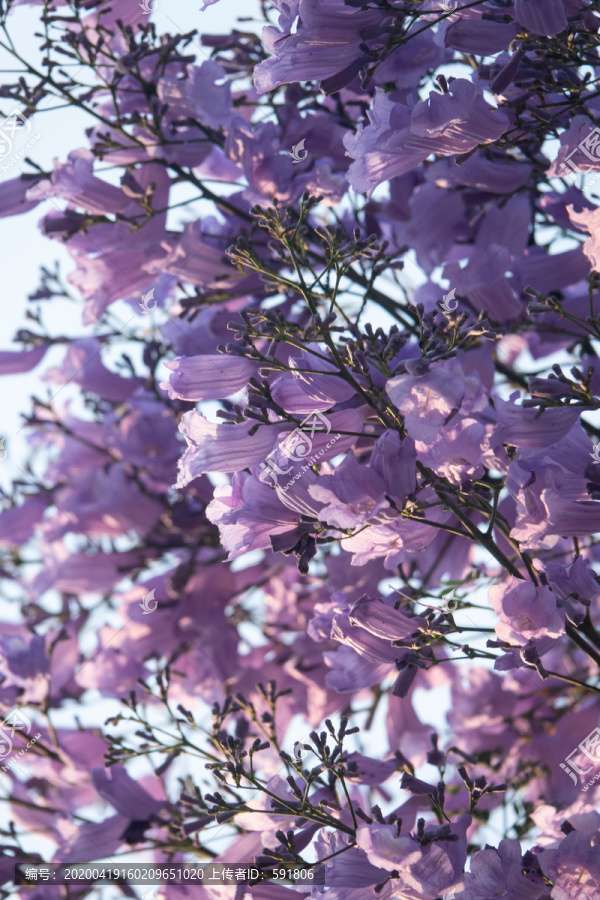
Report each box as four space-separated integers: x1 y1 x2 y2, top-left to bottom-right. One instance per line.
1 0 600 897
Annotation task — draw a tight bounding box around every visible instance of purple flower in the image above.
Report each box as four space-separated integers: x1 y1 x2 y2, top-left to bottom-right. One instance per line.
446 15 519 55
537 830 600 898
356 814 470 898
0 496 47 548
0 346 47 374
161 354 257 401
53 463 163 537
463 838 551 900
0 175 42 218
0 634 49 679
345 80 509 196
176 414 278 484
26 149 134 215
515 0 569 37
206 471 307 556
101 397 181 490
543 557 597 626
91 765 165 820
507 427 600 547
53 816 128 864
548 115 600 178
492 393 581 449
254 0 388 95
489 577 565 644
331 610 402 665
42 338 137 402
387 364 467 443
349 596 425 641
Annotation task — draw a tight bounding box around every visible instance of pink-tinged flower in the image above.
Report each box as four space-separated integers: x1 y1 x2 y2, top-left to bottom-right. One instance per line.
515 0 569 37
340 514 444 569
568 204 600 272
489 577 565 644
308 455 395 530
345 80 509 196
161 354 256 401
